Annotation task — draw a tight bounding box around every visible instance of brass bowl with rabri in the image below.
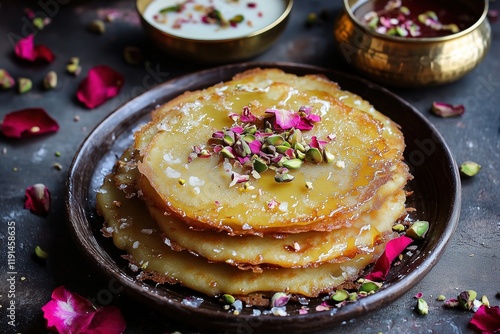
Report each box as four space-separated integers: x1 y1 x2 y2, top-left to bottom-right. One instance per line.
333 0 491 87
136 0 293 63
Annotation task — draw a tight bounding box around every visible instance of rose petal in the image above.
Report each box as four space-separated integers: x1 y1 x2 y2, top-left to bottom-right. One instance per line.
241 106 256 123
76 65 124 109
42 286 126 334
24 183 51 216
469 305 500 334
14 34 55 63
42 286 95 334
82 306 127 334
266 108 300 130
1 108 59 138
365 235 413 281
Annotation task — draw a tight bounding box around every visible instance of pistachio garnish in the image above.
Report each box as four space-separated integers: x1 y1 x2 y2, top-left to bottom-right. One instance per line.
35 245 49 259
66 58 82 76
331 289 349 302
458 290 477 310
460 161 481 177
189 106 331 185
359 280 382 293
43 71 58 90
221 293 235 304
0 69 15 89
88 19 106 34
436 294 446 301
481 295 490 307
271 292 290 307
431 102 465 118
405 220 429 239
416 298 429 315
392 223 405 232
18 77 32 94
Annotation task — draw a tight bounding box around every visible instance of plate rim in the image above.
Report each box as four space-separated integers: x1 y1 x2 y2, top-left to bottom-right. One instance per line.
66 61 461 333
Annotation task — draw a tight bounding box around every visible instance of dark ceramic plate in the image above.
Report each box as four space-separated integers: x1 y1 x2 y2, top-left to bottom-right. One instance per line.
66 62 461 333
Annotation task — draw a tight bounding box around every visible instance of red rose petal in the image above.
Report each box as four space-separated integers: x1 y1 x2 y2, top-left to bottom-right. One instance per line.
1 108 59 138
24 183 51 216
76 65 124 109
365 235 413 281
83 306 127 334
14 34 55 63
470 305 500 334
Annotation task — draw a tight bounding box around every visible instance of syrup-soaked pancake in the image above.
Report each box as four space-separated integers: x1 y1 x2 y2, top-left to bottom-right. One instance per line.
136 70 409 234
97 172 380 298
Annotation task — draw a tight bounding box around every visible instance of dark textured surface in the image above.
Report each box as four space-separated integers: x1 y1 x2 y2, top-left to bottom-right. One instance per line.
0 1 499 333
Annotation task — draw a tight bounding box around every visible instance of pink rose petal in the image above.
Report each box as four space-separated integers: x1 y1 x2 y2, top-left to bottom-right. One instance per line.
469 305 500 334
266 108 300 130
76 65 124 109
14 34 55 63
42 286 126 334
24 183 51 216
365 235 413 281
1 108 59 138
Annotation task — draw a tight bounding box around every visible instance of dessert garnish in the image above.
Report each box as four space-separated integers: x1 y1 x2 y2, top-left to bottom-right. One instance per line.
189 106 336 184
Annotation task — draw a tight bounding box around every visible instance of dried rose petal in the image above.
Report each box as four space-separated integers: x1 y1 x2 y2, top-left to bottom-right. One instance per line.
25 183 51 216
431 102 465 118
1 108 59 138
14 34 55 63
488 9 499 23
365 235 413 281
469 305 500 334
76 65 124 109
241 106 256 123
266 108 300 130
42 286 126 334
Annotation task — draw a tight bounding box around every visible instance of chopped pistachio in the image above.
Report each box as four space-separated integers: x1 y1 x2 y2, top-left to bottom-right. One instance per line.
323 150 335 163
458 290 477 310
0 69 15 89
66 63 82 76
436 294 446 301
305 147 323 163
481 295 490 307
18 78 32 94
331 289 349 302
178 178 186 185
43 71 58 89
229 14 244 25
88 19 106 34
431 102 465 117
392 223 405 232
282 158 303 170
305 181 313 189
406 220 429 239
222 293 235 304
360 280 382 293
35 245 49 259
33 17 45 29
460 161 481 177
275 173 294 183
416 298 429 315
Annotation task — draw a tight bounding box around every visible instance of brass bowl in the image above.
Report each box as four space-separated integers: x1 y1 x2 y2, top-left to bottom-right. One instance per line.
136 0 293 64
333 0 491 87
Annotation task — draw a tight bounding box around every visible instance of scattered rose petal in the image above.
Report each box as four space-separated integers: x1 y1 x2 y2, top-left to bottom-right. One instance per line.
25 183 51 216
469 305 500 334
1 108 59 138
14 34 55 63
76 65 124 109
365 235 413 281
241 106 256 123
431 102 465 118
414 292 424 299
42 286 126 334
488 9 499 23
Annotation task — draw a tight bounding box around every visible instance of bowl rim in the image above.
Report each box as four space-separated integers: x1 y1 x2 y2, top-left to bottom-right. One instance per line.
136 0 294 43
342 0 489 43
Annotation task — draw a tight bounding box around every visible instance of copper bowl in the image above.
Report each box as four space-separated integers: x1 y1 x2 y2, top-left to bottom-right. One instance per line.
333 0 491 87
136 0 293 63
